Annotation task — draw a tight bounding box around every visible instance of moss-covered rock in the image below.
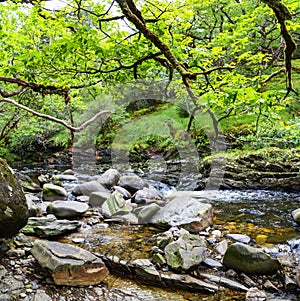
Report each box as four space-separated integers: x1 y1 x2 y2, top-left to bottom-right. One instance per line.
223 242 281 275
0 158 29 237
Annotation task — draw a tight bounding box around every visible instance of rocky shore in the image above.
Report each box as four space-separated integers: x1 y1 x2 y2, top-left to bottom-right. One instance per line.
1 149 300 301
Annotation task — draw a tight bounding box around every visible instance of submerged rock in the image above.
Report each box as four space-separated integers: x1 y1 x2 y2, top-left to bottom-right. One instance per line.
0 159 29 237
31 240 109 286
223 242 281 275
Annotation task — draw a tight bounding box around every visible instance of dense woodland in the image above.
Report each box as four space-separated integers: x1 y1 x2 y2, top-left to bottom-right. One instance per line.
0 0 299 163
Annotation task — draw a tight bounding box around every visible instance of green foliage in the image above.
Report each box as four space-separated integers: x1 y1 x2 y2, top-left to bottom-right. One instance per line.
0 0 299 161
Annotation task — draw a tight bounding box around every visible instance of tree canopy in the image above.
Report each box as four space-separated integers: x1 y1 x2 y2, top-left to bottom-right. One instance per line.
0 0 299 161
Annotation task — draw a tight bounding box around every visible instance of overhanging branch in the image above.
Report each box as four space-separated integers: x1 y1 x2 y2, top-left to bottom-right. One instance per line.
0 97 114 132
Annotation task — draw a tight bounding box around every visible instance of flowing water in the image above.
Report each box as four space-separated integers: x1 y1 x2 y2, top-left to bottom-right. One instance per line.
15 159 300 301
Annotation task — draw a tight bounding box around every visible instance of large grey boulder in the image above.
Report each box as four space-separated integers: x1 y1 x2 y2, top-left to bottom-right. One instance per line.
164 230 207 270
0 159 29 237
118 175 149 194
42 183 68 202
31 240 109 286
72 180 109 197
47 201 89 219
97 168 120 188
150 191 213 232
223 242 281 275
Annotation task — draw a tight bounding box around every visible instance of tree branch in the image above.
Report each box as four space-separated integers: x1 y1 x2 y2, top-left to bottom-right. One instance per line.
0 97 114 132
261 0 298 98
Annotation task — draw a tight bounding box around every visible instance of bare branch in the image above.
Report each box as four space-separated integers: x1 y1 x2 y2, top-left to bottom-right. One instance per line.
0 97 114 132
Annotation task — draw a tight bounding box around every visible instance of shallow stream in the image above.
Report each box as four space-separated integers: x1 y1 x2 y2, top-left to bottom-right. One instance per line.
16 159 300 301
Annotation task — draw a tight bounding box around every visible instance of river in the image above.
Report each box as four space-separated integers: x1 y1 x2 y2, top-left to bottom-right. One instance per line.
14 157 300 301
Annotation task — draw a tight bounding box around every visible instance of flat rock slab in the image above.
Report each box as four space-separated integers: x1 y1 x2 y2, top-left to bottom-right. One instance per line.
46 201 89 218
31 240 109 286
150 191 213 232
21 215 81 238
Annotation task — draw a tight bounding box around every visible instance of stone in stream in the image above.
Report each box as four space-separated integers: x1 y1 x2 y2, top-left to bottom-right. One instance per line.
223 242 281 275
42 183 68 202
134 187 162 204
291 208 300 225
89 191 112 207
104 256 218 293
101 191 133 218
46 201 89 219
113 185 132 199
21 215 81 238
226 233 251 244
72 180 109 197
136 203 161 224
118 175 149 194
31 240 109 286
51 174 78 182
164 229 207 270
0 159 29 237
96 168 121 188
245 287 267 301
150 191 213 232
16 172 42 192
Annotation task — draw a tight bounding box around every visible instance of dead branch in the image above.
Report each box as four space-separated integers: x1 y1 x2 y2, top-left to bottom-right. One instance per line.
0 97 114 132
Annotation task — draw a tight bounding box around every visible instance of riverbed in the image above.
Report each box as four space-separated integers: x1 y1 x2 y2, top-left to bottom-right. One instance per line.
13 159 300 301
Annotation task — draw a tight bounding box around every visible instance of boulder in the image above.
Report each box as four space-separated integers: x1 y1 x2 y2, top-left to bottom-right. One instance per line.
46 201 89 219
118 175 148 194
89 191 111 207
164 230 207 270
223 242 281 275
101 191 133 218
16 172 42 192
136 203 160 224
21 215 81 238
72 180 109 197
97 168 121 188
134 187 162 204
0 159 29 237
42 184 68 202
150 192 213 232
31 240 109 286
